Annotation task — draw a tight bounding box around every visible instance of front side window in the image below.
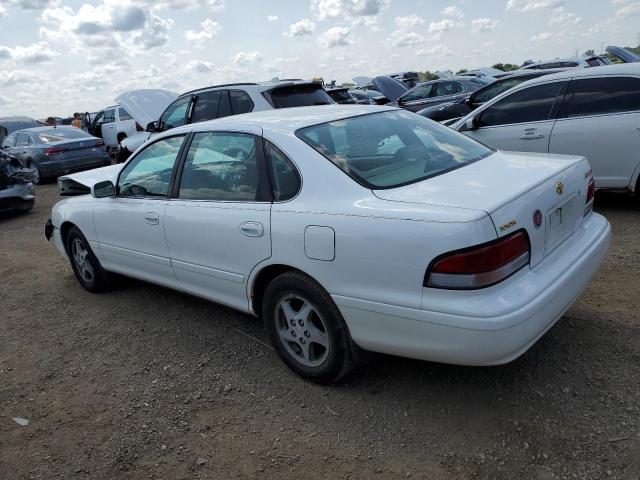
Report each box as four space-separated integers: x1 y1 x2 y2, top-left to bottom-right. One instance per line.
478 82 565 127
192 91 221 123
471 77 532 104
17 133 32 147
265 141 300 201
159 96 191 130
400 84 432 102
230 90 254 114
119 108 133 121
434 81 464 97
297 110 492 189
103 109 115 123
118 136 185 197
178 132 265 201
560 77 640 118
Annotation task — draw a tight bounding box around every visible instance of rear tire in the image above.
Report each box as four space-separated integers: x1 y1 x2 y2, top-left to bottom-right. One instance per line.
65 226 109 292
262 271 354 383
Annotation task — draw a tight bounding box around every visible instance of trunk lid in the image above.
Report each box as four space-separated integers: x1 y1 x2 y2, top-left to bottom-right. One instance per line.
115 89 178 128
373 151 593 266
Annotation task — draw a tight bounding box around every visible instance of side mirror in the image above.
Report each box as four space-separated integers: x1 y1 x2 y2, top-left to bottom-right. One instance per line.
93 180 115 198
146 121 159 132
465 116 478 131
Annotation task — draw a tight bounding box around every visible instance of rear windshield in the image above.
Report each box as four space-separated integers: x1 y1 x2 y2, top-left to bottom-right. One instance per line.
328 90 353 101
263 84 333 108
296 110 492 189
36 128 92 143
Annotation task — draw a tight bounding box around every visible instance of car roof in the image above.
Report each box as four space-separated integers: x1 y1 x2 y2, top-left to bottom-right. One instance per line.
496 67 570 78
518 62 640 85
14 126 80 133
171 105 398 133
180 79 320 98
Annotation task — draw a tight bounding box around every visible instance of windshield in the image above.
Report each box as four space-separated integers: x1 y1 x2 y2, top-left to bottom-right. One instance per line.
263 84 333 108
472 76 533 104
36 128 92 143
297 110 492 189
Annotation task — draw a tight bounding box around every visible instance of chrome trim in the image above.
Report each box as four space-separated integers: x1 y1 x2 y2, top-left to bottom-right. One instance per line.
427 252 530 289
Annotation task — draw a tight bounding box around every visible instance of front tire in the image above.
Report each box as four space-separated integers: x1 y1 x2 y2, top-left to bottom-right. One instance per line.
65 226 109 292
262 271 354 383
27 161 41 185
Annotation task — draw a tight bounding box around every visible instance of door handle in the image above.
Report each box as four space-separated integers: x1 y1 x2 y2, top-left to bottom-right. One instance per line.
144 212 159 225
239 221 264 237
519 133 544 139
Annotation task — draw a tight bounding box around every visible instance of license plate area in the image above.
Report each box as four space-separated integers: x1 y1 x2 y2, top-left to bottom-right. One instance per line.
545 193 580 256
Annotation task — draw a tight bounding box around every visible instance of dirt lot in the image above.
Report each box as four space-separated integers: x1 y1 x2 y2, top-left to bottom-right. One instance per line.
1 184 639 480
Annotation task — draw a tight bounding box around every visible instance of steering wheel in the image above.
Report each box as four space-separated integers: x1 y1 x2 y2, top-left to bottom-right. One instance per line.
223 147 249 160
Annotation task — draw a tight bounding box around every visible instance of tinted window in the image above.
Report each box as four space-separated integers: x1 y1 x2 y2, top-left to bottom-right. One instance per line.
400 84 432 102
119 108 133 121
472 76 534 104
217 90 232 118
297 110 492 189
266 141 300 201
328 90 354 102
560 77 640 118
36 128 92 143
118 136 184 197
434 81 464 97
17 133 32 147
179 132 263 201
263 84 333 108
479 82 564 127
230 90 253 114
192 91 221 123
160 96 191 130
103 109 115 123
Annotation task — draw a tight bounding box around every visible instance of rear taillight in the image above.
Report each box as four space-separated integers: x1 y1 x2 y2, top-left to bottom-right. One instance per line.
426 231 530 290
584 177 595 216
136 122 143 132
44 147 68 156
95 140 105 148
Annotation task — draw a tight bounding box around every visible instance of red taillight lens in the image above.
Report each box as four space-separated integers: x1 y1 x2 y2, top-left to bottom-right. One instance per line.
95 140 105 147
44 147 68 156
136 122 143 132
584 178 595 216
426 231 530 289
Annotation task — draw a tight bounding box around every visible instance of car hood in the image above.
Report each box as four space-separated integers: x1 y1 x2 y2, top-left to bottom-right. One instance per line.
370 76 408 101
115 89 178 127
605 45 640 63
372 150 583 214
57 164 123 196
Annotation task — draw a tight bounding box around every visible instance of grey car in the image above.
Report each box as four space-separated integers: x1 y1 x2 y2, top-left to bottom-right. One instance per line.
389 76 493 113
0 151 35 215
0 126 111 184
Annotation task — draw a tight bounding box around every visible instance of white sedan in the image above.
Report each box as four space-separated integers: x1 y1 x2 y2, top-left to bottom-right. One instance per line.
46 105 611 383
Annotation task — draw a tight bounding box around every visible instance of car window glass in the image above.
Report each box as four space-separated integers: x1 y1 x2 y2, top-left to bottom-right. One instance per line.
230 90 253 114
37 129 92 143
263 84 333 108
560 77 640 118
118 136 184 197
103 109 115 123
266 141 300 201
160 96 190 130
3 133 17 147
119 108 133 121
401 84 432 102
479 82 564 127
434 81 463 97
217 90 233 118
17 133 31 147
472 77 527 104
192 91 221 123
179 132 261 201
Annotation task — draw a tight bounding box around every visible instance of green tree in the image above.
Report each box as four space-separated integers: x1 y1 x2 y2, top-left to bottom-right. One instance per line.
583 49 596 57
492 63 520 72
456 68 468 75
418 70 439 81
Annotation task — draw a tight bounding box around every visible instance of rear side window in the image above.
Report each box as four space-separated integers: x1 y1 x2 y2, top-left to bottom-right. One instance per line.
119 108 133 121
230 90 253 114
434 81 464 97
265 141 300 201
17 133 32 147
2 133 17 147
479 82 565 127
263 84 333 108
192 91 221 123
560 77 640 118
217 91 232 118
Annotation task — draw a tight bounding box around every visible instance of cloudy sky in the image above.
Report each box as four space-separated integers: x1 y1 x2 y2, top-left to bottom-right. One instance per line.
0 0 638 118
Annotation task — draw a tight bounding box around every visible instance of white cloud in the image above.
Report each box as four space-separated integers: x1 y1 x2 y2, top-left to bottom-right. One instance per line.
615 1 640 16
0 41 59 64
232 50 262 66
285 18 315 37
312 0 389 19
0 93 10 106
135 13 173 49
319 26 352 48
391 31 424 47
266 56 300 74
185 18 221 45
471 17 499 33
549 6 581 26
442 5 464 19
186 59 214 74
530 31 555 41
428 18 461 33
268 15 278 21
2 0 54 10
506 0 563 13
144 0 224 10
394 14 424 28
0 4 5 17
416 45 453 57
0 69 47 87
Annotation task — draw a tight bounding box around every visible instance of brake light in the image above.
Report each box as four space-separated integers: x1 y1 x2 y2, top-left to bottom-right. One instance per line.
44 147 68 156
426 231 530 289
584 178 595 216
95 140 105 147
135 122 143 132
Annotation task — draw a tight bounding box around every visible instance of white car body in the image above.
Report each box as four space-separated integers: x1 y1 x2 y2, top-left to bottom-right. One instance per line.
49 105 610 369
452 63 640 194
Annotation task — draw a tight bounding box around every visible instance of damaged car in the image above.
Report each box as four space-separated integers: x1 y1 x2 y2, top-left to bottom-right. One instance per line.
0 151 35 215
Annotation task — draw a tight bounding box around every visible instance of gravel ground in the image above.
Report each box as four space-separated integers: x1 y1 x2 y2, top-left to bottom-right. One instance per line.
1 184 639 480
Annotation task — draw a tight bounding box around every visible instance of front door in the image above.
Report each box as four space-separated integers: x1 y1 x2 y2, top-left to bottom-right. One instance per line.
100 108 117 147
93 134 186 288
164 127 272 312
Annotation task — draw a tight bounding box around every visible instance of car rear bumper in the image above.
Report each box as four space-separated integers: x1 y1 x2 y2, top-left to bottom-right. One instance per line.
39 154 111 178
333 212 611 366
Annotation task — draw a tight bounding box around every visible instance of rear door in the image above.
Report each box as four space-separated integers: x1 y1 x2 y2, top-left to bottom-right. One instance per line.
463 80 567 153
549 75 640 189
117 107 137 138
164 127 272 311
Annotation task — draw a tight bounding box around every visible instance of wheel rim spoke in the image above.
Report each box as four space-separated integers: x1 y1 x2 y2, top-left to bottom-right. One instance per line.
72 239 94 283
